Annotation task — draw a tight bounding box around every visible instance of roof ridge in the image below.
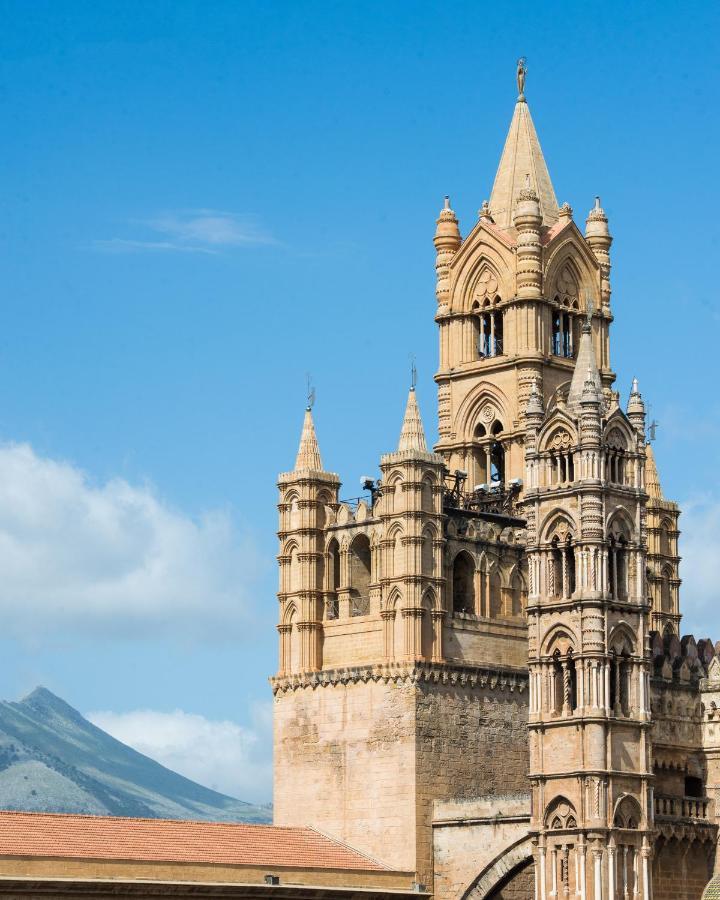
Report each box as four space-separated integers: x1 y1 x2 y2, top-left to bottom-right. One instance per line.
306 826 392 870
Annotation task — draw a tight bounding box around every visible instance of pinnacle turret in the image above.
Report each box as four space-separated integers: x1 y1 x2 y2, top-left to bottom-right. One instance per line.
567 315 602 413
294 407 324 471
434 196 461 309
627 378 646 436
397 388 427 452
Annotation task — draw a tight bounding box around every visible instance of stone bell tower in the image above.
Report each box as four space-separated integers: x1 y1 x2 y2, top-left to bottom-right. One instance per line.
524 321 654 899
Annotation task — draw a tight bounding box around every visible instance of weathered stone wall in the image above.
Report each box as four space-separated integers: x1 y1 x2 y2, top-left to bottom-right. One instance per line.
416 681 529 883
653 838 714 900
273 675 418 872
433 797 530 900
487 861 534 900
273 664 529 890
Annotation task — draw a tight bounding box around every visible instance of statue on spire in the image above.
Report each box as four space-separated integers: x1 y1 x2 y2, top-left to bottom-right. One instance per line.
516 57 527 100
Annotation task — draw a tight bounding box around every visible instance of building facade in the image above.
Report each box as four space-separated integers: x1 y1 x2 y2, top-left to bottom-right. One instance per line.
273 67 720 900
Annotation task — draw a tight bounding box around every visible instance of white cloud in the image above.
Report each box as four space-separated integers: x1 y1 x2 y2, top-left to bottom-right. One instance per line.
87 705 272 803
0 442 267 640
677 493 720 639
94 210 276 254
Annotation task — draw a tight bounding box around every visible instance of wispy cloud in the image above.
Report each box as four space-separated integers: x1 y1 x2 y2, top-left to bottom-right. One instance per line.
93 210 276 255
87 703 272 803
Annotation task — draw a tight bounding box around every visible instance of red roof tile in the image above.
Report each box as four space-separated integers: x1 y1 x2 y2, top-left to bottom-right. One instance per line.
0 811 389 871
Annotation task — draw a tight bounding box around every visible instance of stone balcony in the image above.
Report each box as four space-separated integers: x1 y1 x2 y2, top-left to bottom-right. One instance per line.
655 794 714 822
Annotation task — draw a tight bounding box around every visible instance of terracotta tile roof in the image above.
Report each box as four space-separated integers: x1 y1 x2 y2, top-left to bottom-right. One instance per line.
0 812 389 871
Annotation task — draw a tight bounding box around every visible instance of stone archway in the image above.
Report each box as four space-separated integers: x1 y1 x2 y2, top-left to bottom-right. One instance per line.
461 835 534 900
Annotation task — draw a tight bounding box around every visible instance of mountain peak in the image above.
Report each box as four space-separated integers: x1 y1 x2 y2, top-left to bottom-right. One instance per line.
0 687 270 823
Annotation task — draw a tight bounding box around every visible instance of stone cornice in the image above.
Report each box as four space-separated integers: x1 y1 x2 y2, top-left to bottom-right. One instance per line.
270 660 529 696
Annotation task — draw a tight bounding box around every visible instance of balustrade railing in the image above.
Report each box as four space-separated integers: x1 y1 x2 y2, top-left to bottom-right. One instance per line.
654 795 712 821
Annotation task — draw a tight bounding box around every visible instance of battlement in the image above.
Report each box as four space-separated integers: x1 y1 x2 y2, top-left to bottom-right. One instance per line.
650 631 720 686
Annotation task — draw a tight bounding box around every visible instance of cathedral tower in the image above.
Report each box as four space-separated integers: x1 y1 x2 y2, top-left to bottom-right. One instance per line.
273 63 718 900
524 322 654 899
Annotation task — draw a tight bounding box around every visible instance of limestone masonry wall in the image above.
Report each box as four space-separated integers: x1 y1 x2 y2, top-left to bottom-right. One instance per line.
273 665 529 888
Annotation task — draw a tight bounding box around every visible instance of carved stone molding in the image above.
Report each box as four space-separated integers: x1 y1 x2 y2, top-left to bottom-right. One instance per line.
271 660 529 696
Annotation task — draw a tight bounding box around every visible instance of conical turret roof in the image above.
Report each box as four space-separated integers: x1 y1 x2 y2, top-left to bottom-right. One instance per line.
567 319 602 413
645 444 663 499
397 388 427 452
294 408 323 471
489 99 559 230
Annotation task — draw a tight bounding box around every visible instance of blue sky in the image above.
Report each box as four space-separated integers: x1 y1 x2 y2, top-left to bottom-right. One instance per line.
0 1 718 803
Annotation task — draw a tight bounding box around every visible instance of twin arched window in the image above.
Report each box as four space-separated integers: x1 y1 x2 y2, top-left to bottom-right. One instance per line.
474 298 503 359
551 298 579 358
549 534 576 600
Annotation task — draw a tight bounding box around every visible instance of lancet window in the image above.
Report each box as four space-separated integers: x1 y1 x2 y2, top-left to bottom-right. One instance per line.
452 551 475 614
349 534 371 616
660 565 673 612
549 533 576 600
325 538 340 620
609 651 631 716
608 534 629 601
552 649 578 716
474 298 504 358
605 431 629 485
551 304 575 358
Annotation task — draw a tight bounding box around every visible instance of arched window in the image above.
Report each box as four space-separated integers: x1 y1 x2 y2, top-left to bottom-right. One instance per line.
325 539 340 620
609 535 628 600
421 477 434 512
510 570 526 617
287 607 301 673
390 528 404 579
488 567 502 617
421 591 434 660
552 649 578 715
545 796 578 831
476 303 503 358
421 527 434 577
452 552 475 614
288 544 301 593
548 530 575 600
349 534 371 616
490 421 505 484
660 521 672 557
609 650 631 716
552 306 575 358
660 565 673 612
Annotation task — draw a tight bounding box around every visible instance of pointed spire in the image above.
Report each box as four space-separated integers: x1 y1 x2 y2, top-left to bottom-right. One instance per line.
489 90 559 230
294 407 323 471
397 388 427 452
645 444 663 499
567 313 602 412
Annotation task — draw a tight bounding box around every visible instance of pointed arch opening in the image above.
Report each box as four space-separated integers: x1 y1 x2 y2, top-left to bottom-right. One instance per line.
349 534 371 616
324 538 341 620
452 551 476 615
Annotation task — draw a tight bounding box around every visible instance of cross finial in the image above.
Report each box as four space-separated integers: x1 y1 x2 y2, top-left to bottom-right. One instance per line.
306 372 316 411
